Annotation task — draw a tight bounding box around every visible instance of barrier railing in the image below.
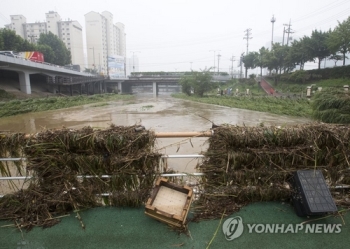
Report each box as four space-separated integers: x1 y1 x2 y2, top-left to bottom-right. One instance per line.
0 154 205 198
0 131 211 198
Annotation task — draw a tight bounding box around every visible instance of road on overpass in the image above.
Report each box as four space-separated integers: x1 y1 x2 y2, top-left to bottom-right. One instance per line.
0 54 106 94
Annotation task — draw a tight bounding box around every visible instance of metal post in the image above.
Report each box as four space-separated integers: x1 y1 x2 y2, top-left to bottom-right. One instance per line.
271 15 276 48
217 54 221 74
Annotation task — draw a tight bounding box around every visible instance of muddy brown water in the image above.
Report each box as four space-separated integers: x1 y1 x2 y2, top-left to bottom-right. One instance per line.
0 94 312 194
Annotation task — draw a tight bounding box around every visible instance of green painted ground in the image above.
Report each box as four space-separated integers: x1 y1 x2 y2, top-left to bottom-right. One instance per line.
0 202 348 249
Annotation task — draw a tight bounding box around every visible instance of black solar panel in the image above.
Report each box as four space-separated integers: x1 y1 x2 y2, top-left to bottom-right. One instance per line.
292 170 337 216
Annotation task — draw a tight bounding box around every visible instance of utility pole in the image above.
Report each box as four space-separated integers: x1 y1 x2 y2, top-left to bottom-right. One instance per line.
230 55 235 79
217 54 221 73
284 20 294 46
243 29 252 55
271 15 276 48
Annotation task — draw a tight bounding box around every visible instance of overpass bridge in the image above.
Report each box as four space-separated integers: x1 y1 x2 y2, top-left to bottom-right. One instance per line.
112 74 231 96
0 53 105 95
112 76 181 95
0 55 230 96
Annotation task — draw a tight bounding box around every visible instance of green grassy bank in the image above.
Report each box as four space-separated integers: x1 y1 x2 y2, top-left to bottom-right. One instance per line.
172 93 312 117
0 94 134 118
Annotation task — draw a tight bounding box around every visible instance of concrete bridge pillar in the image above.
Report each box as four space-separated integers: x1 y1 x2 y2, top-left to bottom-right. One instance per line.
118 82 123 94
153 82 158 97
18 71 31 94
99 82 103 94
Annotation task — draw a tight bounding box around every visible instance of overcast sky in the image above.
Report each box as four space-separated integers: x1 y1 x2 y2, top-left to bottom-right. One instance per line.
1 0 350 72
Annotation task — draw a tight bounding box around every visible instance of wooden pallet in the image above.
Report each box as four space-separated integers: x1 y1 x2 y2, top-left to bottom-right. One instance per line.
145 178 193 228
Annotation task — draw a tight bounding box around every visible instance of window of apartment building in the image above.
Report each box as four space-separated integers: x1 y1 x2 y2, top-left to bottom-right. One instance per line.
68 43 70 45
48 26 50 28
62 33 65 35
48 21 50 23
62 38 65 40
67 33 70 35
67 38 70 40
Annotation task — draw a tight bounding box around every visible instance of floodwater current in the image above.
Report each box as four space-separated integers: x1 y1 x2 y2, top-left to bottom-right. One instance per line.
0 94 312 193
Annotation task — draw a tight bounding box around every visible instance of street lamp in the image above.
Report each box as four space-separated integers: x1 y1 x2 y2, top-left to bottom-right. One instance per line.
190 62 193 71
271 15 276 48
99 53 101 74
89 47 95 72
209 50 220 73
130 51 140 73
217 54 221 74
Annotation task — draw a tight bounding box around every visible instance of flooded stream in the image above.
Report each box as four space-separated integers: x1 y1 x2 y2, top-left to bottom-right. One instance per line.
0 94 312 194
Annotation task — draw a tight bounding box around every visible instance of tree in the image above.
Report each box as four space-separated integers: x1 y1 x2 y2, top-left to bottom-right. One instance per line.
327 16 350 66
84 68 98 74
242 52 258 78
328 54 344 66
287 37 313 70
37 32 71 65
263 43 290 85
0 28 24 51
179 68 213 97
257 47 269 77
21 39 36 51
36 44 55 62
308 29 331 69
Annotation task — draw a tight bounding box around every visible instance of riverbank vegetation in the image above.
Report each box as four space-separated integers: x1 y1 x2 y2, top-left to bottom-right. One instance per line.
175 67 350 122
172 93 312 117
312 88 350 123
0 94 133 118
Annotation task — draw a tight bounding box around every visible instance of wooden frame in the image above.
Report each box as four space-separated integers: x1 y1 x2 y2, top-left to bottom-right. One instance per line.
145 178 193 228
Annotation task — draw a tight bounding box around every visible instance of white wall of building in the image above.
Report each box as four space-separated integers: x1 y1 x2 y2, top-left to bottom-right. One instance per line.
45 11 61 36
5 15 26 39
60 21 85 70
23 22 46 44
85 11 127 76
115 22 126 57
85 11 108 73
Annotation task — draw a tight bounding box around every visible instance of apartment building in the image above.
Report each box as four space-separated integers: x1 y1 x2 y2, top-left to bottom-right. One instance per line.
5 11 85 70
85 11 128 77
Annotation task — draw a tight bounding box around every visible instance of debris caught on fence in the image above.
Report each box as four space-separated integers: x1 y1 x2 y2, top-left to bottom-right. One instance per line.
0 125 161 230
194 123 350 220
